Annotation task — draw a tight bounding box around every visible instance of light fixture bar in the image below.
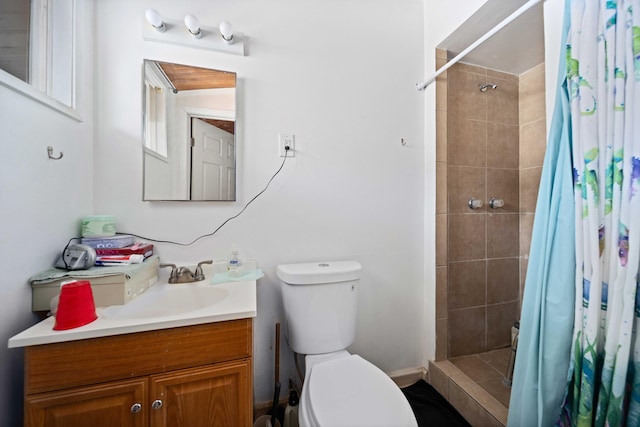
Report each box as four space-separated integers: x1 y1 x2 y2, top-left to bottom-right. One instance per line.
141 17 245 56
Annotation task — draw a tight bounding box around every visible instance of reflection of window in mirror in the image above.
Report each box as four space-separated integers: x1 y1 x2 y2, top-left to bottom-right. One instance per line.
144 62 169 158
0 0 77 116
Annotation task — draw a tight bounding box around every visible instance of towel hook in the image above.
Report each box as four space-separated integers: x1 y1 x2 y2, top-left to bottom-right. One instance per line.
47 146 63 160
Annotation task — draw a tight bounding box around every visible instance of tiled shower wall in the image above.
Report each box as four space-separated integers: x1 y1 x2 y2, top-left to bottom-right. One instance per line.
435 49 546 360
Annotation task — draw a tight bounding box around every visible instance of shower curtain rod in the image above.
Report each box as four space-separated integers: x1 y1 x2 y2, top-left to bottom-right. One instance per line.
416 0 543 91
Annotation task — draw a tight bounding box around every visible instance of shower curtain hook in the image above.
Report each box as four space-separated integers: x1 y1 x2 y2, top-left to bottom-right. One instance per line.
47 146 63 160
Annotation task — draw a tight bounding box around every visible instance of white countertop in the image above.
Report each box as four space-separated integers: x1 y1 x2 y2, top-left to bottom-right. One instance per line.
8 278 257 348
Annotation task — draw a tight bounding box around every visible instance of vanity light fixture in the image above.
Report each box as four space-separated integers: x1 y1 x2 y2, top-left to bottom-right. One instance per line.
219 21 234 44
142 10 245 56
145 9 166 33
184 14 202 39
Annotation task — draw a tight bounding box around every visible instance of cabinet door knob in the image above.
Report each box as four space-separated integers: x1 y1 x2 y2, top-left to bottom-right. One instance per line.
131 403 142 413
152 399 163 410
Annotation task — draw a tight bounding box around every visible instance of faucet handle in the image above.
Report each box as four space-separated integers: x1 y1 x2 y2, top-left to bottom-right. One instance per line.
194 260 213 281
160 263 178 281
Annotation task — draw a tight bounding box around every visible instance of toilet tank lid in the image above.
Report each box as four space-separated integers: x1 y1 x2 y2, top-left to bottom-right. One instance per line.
277 261 362 285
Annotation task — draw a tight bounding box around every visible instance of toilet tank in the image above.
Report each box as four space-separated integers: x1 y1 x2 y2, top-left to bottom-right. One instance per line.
277 261 362 355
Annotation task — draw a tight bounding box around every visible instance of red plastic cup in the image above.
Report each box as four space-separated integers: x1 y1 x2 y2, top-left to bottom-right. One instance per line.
53 280 98 331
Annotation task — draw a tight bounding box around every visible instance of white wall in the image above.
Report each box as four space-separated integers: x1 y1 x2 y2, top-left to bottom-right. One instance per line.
93 0 425 405
0 2 94 426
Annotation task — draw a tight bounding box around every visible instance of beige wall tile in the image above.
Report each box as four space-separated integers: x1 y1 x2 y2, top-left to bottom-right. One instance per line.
448 116 487 167
487 123 519 169
487 258 520 304
436 318 448 362
449 306 486 356
520 67 546 125
436 110 447 162
448 166 487 214
449 214 486 261
436 47 448 61
520 257 529 310
427 360 449 398
487 77 518 125
519 213 535 257
448 68 487 121
436 266 448 319
436 162 448 214
487 214 519 258
436 213 448 266
487 168 519 213
437 73 448 112
520 167 542 212
448 260 486 310
520 118 547 168
486 302 519 350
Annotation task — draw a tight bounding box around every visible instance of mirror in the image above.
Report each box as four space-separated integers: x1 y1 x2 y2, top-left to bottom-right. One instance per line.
142 60 237 201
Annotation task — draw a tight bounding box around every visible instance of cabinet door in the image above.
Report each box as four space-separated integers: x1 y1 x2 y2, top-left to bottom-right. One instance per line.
25 378 147 427
150 359 252 427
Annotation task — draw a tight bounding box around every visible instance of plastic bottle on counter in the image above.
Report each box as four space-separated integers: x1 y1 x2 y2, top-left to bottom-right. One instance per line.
227 250 243 277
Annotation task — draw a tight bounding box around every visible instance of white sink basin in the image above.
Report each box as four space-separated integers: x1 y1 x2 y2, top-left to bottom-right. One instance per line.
102 283 229 319
8 261 258 348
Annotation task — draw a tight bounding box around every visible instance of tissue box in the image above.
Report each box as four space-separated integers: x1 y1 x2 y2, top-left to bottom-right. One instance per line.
31 257 159 312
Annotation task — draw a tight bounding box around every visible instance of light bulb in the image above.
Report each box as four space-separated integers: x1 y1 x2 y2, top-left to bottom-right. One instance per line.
184 14 202 39
145 9 166 33
219 21 234 44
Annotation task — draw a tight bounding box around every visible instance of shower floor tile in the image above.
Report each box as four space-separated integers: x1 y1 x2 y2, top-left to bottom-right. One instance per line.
450 347 513 408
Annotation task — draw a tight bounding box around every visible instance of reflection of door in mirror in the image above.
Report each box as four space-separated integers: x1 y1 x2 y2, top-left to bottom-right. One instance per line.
191 118 236 201
142 60 237 201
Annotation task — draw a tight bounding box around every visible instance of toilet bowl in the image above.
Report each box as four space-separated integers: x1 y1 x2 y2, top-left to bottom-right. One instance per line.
299 351 417 427
277 261 418 427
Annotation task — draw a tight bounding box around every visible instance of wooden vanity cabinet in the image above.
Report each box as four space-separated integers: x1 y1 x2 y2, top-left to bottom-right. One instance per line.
23 319 253 427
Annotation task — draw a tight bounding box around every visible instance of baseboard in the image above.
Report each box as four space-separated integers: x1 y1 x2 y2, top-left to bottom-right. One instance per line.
388 366 428 388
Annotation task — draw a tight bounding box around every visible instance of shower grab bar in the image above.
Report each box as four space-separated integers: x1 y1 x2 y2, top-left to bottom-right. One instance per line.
416 0 544 91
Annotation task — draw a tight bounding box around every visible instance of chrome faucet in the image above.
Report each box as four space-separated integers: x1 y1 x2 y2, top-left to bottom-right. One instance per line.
160 260 213 283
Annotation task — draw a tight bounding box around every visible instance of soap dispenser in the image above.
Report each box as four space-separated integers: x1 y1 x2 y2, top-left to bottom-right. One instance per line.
227 250 243 277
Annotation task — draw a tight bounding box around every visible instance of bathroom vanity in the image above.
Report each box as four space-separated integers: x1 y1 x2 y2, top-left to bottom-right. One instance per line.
9 275 257 427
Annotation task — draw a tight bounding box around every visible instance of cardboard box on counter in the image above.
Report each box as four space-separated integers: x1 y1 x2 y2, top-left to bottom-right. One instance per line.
30 257 159 312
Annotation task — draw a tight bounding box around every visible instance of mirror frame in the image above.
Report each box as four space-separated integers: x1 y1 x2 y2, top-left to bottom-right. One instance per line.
141 59 237 202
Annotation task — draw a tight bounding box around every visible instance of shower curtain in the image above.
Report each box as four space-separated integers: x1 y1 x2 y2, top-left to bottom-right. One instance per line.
510 0 640 426
507 0 576 425
559 0 640 425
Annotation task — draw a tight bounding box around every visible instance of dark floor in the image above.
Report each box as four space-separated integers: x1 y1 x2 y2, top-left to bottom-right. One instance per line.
449 347 513 407
402 380 471 427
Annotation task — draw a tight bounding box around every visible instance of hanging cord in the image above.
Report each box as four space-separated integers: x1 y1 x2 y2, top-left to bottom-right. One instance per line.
119 148 290 246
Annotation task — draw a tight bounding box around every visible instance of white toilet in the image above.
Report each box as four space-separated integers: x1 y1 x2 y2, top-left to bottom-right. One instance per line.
277 261 418 427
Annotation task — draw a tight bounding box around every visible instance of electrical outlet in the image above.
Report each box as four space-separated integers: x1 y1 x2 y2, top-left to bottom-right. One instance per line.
279 133 295 157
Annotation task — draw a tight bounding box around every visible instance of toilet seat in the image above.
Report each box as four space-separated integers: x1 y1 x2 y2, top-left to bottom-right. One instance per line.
301 354 417 427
